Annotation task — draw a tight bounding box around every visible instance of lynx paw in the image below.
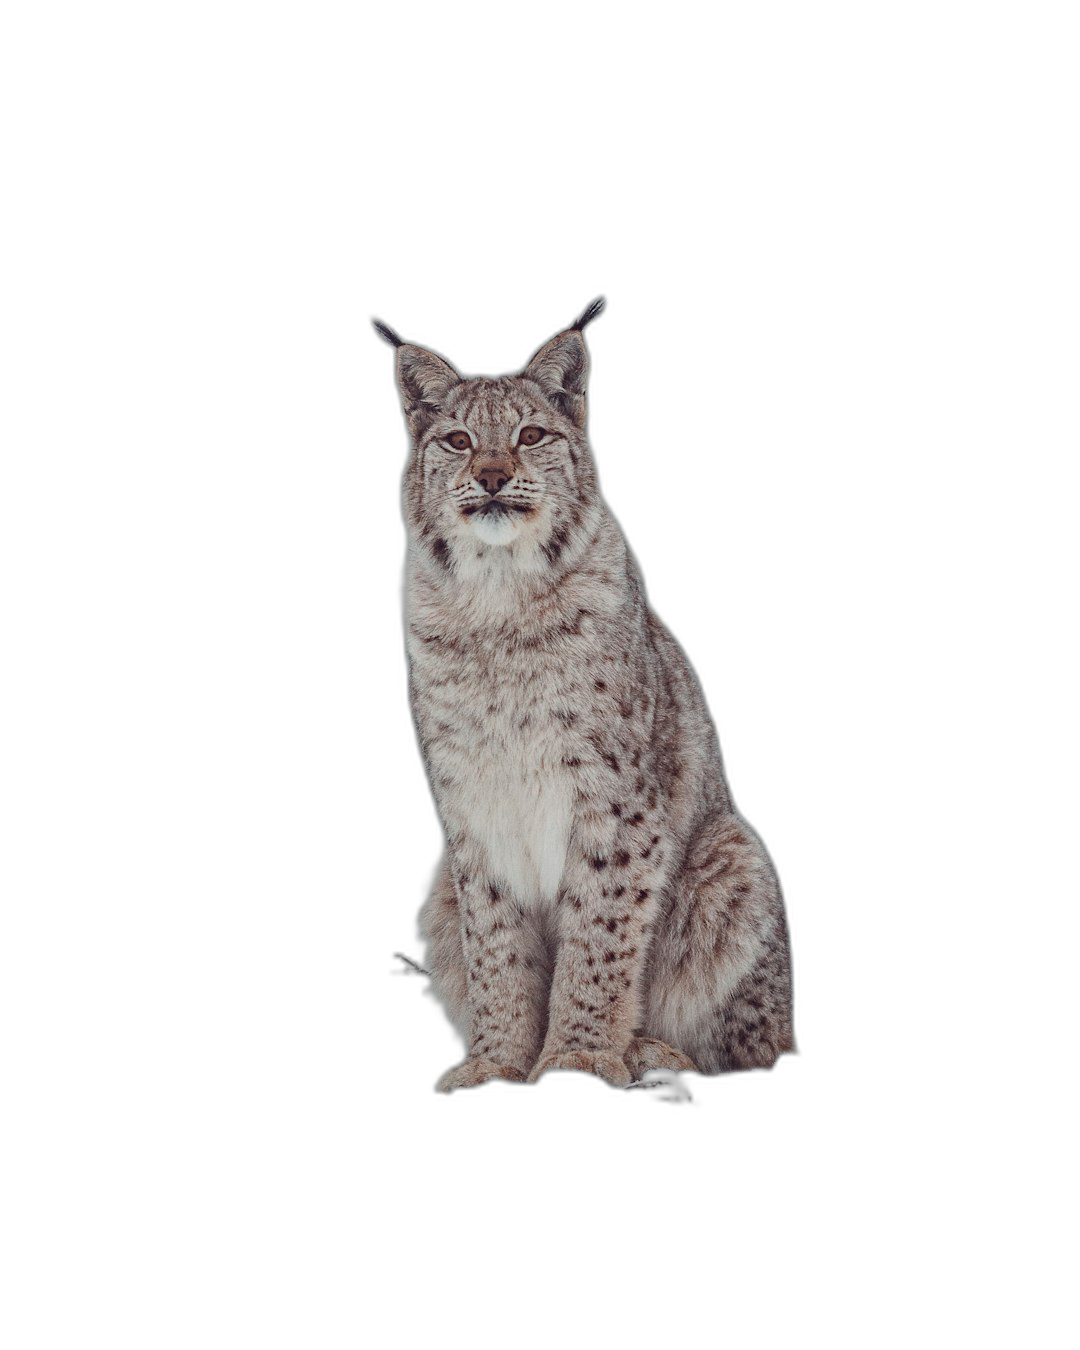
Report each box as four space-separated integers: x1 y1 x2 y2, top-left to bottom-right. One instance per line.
528 1049 633 1087
436 1058 527 1093
624 1036 699 1080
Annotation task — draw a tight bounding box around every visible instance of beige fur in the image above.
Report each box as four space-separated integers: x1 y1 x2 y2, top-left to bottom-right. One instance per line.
377 301 793 1090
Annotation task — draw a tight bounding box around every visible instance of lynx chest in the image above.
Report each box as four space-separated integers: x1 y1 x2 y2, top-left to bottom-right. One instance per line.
457 703 577 909
419 653 583 909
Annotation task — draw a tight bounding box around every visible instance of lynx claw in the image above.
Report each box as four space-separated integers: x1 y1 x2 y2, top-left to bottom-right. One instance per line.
436 1058 527 1092
528 1049 633 1087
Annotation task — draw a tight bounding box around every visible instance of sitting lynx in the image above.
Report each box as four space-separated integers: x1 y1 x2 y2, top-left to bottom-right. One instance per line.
376 300 794 1091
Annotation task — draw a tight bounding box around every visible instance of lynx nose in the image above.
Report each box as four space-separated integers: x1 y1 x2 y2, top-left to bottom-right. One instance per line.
474 463 512 496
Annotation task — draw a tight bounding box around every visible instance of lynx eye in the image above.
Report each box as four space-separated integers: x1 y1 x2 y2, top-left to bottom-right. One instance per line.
446 431 473 452
518 425 545 447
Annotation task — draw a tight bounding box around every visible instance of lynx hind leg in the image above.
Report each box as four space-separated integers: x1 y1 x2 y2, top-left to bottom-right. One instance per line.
417 858 469 1039
711 929 793 1072
643 813 794 1075
624 1036 699 1079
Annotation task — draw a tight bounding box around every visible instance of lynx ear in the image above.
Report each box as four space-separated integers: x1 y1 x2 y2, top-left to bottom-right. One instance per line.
523 330 588 428
396 344 460 438
374 319 460 439
522 298 604 430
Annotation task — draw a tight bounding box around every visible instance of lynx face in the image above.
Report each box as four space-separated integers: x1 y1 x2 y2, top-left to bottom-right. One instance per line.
409 376 594 556
381 309 603 576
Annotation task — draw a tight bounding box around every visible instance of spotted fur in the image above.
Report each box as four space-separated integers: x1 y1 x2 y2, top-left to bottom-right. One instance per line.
379 301 794 1090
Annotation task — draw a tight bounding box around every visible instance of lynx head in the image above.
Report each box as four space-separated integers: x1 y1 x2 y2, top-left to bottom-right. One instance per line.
376 300 605 574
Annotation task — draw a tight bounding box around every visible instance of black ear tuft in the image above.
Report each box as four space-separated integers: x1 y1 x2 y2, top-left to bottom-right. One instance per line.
570 297 605 332
372 318 405 348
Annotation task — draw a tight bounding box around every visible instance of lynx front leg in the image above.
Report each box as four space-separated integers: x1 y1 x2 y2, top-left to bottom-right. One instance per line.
530 843 668 1087
435 861 551 1093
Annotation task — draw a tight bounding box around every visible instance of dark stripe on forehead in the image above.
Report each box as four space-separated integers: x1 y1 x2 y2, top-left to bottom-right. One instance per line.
415 449 428 514
450 386 472 426
455 378 530 431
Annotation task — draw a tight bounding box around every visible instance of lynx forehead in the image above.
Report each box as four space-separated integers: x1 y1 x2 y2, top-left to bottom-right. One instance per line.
377 299 794 1092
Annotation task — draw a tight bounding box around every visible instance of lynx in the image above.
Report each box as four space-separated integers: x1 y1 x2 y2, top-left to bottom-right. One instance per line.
376 300 794 1091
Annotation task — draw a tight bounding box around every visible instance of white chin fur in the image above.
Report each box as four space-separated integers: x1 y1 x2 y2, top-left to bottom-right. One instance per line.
469 512 520 547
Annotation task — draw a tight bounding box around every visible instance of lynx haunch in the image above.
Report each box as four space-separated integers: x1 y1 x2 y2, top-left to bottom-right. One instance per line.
377 300 794 1092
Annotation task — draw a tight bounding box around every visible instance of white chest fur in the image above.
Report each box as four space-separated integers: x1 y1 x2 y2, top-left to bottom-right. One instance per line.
447 729 574 909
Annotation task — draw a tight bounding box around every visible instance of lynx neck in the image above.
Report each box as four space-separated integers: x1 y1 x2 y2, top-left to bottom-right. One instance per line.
406 514 630 639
